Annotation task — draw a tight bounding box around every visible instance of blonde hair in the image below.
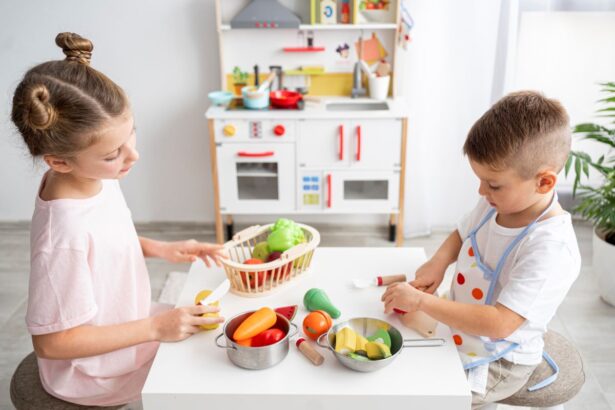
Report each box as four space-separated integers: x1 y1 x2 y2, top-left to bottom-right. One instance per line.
11 32 129 158
463 91 571 179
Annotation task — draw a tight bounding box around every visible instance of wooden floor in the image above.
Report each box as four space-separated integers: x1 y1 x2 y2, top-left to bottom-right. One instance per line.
1 221 613 409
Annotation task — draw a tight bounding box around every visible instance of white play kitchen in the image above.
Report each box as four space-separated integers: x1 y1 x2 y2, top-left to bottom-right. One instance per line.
206 0 413 246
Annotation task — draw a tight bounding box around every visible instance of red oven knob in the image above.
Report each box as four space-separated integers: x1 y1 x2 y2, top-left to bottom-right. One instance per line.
273 125 285 137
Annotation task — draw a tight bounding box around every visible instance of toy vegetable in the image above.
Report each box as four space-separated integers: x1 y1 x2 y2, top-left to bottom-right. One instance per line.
267 218 305 252
233 307 277 342
251 328 286 347
194 289 221 330
302 310 333 341
303 288 341 319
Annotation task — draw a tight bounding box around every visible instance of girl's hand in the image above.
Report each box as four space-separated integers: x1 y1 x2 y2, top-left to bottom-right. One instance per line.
160 240 227 266
381 282 425 314
150 305 224 342
410 258 446 294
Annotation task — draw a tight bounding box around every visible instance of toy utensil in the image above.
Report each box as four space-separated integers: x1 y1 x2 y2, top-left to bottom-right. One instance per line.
256 72 277 93
296 338 324 366
352 274 406 289
199 279 230 305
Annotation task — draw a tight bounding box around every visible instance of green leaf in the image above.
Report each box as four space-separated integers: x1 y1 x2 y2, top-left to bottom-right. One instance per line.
565 155 573 176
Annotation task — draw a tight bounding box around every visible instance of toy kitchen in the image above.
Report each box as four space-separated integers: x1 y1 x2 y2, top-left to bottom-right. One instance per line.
206 0 414 246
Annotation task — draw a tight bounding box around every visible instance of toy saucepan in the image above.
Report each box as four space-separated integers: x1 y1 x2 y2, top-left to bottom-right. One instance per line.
269 90 304 109
316 317 445 372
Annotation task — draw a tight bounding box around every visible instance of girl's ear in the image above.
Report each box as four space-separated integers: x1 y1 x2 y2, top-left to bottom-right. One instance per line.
43 155 73 174
536 170 558 194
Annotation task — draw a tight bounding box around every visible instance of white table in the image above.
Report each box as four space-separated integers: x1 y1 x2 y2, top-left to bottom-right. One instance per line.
142 248 471 409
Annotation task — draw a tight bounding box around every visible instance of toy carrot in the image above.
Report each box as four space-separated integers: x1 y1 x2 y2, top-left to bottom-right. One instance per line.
233 307 277 342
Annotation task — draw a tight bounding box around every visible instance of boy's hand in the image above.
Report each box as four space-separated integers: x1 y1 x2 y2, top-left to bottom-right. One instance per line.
381 282 425 314
410 258 446 294
160 240 227 267
150 305 224 342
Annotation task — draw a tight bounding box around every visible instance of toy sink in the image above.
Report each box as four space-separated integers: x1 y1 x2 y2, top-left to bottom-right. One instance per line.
325 101 389 111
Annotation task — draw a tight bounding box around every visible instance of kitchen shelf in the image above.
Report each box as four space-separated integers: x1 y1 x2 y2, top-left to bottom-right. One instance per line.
282 47 325 52
219 23 398 31
237 172 278 177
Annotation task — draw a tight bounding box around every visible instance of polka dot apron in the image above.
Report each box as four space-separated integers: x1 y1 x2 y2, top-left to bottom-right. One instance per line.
450 194 559 392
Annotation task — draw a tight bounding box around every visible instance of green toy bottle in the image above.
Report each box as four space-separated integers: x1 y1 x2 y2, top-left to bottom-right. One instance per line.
303 288 341 319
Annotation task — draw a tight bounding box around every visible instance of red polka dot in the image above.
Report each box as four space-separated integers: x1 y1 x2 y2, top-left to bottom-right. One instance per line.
453 334 463 345
468 247 474 257
456 273 465 285
472 288 484 300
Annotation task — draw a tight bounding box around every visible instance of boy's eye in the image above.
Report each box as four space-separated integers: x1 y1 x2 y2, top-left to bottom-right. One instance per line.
489 185 500 191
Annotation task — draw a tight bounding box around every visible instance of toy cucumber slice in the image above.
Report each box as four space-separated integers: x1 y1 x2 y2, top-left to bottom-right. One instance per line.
367 328 392 349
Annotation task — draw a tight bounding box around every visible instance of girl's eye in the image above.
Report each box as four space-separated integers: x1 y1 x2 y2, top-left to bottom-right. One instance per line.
105 149 121 162
489 185 500 191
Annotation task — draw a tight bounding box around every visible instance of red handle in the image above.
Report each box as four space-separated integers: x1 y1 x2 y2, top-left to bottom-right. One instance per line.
237 151 274 157
356 125 361 161
327 174 332 208
338 125 344 161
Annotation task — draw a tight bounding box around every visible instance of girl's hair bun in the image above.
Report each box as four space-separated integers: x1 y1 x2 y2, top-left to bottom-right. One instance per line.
55 32 93 65
26 84 57 130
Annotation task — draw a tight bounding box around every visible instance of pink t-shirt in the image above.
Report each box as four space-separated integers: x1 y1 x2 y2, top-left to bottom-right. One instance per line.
26 176 158 406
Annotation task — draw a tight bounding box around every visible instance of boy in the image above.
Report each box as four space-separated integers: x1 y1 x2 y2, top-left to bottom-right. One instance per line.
382 91 581 409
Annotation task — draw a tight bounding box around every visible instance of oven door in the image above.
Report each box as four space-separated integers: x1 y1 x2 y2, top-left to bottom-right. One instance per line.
217 143 295 213
326 170 399 213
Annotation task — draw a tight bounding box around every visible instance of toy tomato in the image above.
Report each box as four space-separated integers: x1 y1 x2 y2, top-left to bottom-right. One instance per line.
240 258 266 288
302 310 333 341
251 328 286 347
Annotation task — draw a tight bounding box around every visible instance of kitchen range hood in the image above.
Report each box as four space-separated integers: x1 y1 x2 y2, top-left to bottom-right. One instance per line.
230 0 301 29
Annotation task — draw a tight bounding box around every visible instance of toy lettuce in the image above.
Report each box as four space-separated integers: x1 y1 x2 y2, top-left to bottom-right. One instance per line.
267 218 305 252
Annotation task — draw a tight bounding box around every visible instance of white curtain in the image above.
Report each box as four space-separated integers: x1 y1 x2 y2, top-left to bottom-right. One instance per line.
403 0 615 238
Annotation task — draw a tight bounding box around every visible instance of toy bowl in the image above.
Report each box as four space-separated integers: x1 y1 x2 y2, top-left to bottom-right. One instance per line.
316 317 445 372
242 86 269 109
208 91 234 106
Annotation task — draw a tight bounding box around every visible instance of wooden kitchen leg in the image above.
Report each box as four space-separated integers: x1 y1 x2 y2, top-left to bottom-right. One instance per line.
389 214 397 243
396 118 408 247
225 215 234 242
208 119 224 244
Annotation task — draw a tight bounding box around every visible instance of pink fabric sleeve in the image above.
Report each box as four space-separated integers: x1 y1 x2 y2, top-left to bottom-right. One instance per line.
27 249 98 335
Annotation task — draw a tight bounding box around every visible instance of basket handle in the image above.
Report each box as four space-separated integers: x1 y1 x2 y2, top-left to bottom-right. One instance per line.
229 225 267 243
281 243 308 260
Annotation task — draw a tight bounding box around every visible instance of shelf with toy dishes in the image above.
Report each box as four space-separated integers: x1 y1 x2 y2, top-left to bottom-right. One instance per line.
219 23 397 31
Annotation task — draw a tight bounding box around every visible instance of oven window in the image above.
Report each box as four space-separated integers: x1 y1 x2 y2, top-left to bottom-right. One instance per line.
236 162 279 200
344 180 388 200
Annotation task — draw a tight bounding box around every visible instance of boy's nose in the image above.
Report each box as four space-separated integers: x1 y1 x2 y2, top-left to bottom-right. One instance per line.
478 181 487 196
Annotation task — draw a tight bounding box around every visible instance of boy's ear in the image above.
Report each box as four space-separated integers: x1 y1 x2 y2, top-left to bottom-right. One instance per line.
42 155 73 174
536 170 558 194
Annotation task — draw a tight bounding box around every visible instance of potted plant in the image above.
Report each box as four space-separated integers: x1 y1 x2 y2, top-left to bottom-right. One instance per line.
565 82 615 306
232 66 249 96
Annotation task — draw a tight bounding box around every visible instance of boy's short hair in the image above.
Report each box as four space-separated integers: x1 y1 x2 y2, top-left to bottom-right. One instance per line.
463 91 571 179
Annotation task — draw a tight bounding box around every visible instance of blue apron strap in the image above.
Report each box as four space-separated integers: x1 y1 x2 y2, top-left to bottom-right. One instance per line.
527 350 559 391
463 342 519 370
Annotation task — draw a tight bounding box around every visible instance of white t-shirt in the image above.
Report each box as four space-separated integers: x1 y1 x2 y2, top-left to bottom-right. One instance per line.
456 198 581 365
26 176 158 406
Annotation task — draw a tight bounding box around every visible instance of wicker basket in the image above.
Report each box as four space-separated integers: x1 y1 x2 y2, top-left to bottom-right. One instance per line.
221 223 320 297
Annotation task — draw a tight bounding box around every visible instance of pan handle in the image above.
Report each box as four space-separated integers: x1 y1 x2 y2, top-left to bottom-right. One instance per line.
288 322 299 338
402 338 446 348
215 333 237 350
316 333 332 350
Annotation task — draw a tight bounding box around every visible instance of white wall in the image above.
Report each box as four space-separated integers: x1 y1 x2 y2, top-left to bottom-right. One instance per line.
0 0 220 222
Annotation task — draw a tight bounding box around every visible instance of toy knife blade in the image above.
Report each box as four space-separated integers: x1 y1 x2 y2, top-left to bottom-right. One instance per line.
199 279 230 305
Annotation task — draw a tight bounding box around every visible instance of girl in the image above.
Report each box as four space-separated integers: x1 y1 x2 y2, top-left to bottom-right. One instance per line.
11 32 225 407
